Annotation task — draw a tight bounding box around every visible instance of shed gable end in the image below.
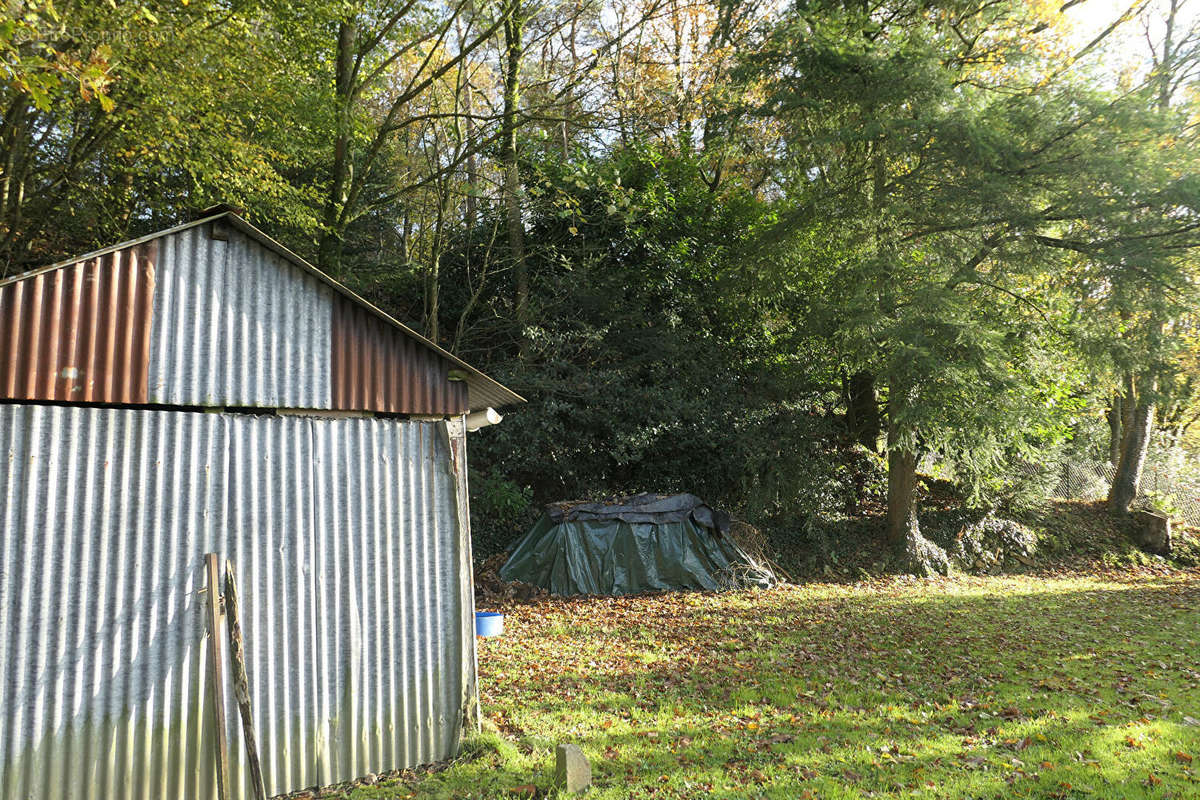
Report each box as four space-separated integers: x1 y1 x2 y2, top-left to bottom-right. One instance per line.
0 214 497 415
148 223 334 408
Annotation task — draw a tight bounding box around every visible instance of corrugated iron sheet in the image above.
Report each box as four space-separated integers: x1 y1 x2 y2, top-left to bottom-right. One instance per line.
148 223 334 409
214 214 521 412
0 214 521 414
0 242 156 403
0 404 471 800
0 213 522 413
331 296 469 415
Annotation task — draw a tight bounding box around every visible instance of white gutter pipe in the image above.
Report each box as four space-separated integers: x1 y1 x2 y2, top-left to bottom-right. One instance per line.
466 407 503 432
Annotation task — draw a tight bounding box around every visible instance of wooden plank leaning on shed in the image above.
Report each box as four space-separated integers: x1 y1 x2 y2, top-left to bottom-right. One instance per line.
204 553 232 800
226 559 268 800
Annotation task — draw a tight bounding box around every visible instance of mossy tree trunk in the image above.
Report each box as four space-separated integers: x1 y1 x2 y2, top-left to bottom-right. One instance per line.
886 380 918 546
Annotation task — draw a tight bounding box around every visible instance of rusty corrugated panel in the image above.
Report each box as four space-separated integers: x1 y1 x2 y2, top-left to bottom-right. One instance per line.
0 404 471 800
331 295 469 415
0 242 155 403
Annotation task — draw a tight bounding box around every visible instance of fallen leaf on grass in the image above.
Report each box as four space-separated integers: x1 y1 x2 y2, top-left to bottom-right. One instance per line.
1176 752 1193 764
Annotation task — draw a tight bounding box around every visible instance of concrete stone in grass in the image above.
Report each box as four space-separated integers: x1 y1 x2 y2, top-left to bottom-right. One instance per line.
555 743 591 793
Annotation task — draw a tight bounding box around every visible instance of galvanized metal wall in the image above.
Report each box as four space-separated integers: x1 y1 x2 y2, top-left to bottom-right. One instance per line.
0 404 472 800
0 243 156 403
148 224 334 409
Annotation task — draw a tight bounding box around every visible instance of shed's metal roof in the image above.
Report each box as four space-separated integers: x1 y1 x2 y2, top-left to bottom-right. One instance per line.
0 211 523 412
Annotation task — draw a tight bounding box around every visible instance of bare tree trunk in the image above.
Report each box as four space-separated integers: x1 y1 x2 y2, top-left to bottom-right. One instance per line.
425 210 444 343
560 2 580 157
887 447 917 545
464 80 479 230
1107 392 1123 465
454 13 479 232
425 171 454 344
427 251 441 342
1157 0 1181 109
400 210 412 264
0 99 30 272
0 99 26 232
500 3 529 349
669 0 687 139
320 20 357 276
1120 371 1136 447
1109 375 1156 513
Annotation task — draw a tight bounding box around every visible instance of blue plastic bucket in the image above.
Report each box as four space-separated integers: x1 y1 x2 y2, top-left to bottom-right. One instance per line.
475 611 504 637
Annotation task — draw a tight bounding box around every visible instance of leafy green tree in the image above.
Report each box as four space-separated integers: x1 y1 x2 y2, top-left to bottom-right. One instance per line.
745 1 1200 556
0 0 333 272
447 147 862 550
1101 0 1200 512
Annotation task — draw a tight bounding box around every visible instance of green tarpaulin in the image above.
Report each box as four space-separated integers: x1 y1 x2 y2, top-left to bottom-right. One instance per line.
499 493 774 596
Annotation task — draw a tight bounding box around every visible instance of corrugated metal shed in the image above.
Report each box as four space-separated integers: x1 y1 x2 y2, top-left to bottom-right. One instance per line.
0 404 475 800
0 209 505 799
0 212 523 414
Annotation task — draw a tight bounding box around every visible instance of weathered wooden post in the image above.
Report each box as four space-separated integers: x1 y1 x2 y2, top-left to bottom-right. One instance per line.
204 553 232 800
226 559 268 800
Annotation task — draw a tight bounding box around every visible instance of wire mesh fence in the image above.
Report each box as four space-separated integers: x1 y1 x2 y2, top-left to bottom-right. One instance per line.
1040 449 1200 528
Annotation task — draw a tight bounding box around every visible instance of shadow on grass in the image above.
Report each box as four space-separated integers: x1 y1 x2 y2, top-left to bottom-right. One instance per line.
414 577 1200 799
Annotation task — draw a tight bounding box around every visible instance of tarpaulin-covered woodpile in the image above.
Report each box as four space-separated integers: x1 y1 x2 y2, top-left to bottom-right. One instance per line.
499 494 776 597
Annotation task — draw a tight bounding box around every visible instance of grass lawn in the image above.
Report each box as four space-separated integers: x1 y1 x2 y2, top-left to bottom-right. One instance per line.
345 570 1200 799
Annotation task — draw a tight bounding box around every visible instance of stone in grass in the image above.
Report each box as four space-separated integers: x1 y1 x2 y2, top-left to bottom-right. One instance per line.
1134 510 1172 555
555 743 591 793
